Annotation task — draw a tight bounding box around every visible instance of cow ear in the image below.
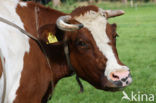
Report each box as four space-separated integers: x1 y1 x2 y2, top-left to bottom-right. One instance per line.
111 23 119 38
38 24 65 45
38 24 68 66
112 23 117 31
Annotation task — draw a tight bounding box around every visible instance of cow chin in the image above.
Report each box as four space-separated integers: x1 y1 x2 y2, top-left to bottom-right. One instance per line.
100 77 125 92
83 75 125 92
90 76 126 92
101 87 124 92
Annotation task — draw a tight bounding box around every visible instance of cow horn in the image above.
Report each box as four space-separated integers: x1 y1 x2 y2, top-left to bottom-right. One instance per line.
56 15 83 31
99 8 125 18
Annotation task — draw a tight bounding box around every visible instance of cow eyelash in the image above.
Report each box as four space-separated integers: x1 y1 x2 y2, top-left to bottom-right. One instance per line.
77 40 86 46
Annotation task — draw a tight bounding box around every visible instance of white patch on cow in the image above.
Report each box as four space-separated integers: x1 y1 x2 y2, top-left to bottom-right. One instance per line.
0 1 30 103
74 10 129 81
19 2 27 7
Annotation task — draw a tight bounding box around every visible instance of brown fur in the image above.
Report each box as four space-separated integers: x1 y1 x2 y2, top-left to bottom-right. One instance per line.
71 5 98 18
14 40 52 103
106 23 124 65
67 28 107 88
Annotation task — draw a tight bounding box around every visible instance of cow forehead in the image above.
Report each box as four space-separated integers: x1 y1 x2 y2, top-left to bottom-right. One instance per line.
74 10 109 42
74 10 110 56
74 10 109 45
74 10 128 78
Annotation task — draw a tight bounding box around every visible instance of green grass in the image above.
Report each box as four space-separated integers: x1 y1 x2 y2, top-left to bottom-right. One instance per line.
48 2 156 103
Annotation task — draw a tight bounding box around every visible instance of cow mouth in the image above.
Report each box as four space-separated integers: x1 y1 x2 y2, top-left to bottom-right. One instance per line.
93 81 126 92
100 83 126 92
99 76 129 92
101 81 126 92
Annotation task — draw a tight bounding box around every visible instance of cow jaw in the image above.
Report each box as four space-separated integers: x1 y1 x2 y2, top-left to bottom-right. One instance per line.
74 10 130 87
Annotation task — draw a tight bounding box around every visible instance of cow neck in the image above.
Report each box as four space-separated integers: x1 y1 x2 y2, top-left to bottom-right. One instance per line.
29 2 56 87
16 2 71 84
64 36 84 92
33 1 54 87
33 3 84 91
32 3 84 90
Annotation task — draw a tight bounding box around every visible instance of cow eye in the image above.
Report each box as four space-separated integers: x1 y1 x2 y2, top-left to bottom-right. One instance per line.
76 40 87 47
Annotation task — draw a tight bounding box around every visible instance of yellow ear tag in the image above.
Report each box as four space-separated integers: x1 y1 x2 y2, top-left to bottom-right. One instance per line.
47 32 58 44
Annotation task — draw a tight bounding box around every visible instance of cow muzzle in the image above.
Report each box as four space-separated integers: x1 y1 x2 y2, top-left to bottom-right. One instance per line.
109 69 132 87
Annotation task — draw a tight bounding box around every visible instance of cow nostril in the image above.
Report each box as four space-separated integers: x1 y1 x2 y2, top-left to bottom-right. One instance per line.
112 73 119 79
110 73 120 81
126 81 129 84
121 77 128 82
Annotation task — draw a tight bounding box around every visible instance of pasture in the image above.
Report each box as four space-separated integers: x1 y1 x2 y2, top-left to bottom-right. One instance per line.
48 2 156 103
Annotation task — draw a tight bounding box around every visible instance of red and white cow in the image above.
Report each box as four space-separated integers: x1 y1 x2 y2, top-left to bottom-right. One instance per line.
0 0 132 103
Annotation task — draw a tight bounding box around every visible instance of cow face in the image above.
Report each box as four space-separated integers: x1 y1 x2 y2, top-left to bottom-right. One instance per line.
56 5 132 91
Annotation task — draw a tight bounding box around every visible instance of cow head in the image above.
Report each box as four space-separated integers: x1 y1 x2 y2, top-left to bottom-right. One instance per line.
40 5 132 91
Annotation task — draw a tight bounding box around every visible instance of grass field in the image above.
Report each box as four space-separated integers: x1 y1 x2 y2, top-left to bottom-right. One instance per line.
48 2 156 103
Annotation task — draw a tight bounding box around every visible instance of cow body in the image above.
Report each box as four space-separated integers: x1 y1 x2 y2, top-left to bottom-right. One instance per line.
0 0 132 103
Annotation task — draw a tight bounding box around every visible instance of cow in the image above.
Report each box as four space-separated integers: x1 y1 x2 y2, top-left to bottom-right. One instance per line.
0 0 132 103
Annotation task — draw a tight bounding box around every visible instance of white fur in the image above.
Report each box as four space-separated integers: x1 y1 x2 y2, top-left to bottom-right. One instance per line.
75 10 129 80
19 2 27 7
0 1 30 103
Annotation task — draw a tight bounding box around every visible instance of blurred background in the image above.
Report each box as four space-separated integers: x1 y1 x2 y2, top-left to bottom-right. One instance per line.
22 0 156 103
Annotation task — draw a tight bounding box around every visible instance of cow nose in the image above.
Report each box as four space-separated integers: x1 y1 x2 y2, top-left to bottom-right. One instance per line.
110 70 132 87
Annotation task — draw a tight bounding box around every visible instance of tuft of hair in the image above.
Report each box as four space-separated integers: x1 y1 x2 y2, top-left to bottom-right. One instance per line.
70 5 99 18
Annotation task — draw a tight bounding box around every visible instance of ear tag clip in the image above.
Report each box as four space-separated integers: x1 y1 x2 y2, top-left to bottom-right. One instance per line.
47 32 58 44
